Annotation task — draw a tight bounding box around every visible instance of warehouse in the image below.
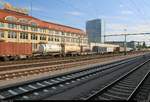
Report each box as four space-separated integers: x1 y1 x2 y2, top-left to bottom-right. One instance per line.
0 3 88 54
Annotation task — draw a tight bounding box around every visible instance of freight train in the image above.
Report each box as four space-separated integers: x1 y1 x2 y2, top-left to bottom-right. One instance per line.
38 43 89 56
0 41 122 61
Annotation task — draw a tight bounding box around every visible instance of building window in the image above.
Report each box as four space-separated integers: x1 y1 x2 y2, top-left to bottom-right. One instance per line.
0 31 4 38
8 24 17 29
32 43 38 49
49 30 54 34
48 36 53 41
30 22 38 26
18 18 29 24
5 16 17 22
55 31 59 35
61 33 64 35
55 38 60 42
71 38 74 42
20 25 28 30
60 32 62 35
71 33 74 37
74 34 77 37
40 28 46 33
40 35 46 40
66 33 70 36
73 38 76 43
31 34 38 40
8 31 17 39
20 33 28 39
66 38 70 42
83 39 88 44
0 23 4 27
31 27 38 32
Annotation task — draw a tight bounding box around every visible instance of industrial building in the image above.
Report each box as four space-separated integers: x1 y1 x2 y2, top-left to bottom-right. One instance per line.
0 3 88 53
105 41 143 51
86 19 103 43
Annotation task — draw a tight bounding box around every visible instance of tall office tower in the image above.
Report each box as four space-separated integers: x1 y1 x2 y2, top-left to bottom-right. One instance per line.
86 19 103 43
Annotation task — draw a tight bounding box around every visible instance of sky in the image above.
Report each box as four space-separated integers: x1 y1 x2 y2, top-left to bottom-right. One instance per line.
1 0 150 45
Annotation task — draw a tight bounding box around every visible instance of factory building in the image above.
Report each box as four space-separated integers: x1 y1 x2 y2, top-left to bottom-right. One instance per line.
86 19 103 43
0 3 88 52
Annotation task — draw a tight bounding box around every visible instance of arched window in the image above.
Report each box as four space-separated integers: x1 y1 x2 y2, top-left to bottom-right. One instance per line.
18 18 29 24
5 16 17 22
30 22 38 26
0 30 4 38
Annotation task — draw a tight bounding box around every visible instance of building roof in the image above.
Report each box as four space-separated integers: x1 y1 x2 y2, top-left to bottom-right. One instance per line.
0 9 85 35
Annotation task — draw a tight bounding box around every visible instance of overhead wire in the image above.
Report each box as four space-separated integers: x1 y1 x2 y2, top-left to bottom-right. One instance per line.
128 0 150 44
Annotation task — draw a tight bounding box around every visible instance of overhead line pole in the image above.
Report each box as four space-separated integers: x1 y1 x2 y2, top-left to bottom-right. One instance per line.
103 32 150 55
124 29 127 55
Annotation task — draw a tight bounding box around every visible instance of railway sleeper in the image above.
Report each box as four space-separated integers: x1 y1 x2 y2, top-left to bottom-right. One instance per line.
117 83 136 88
97 96 110 100
107 90 130 98
114 84 135 90
101 93 126 100
111 87 132 93
119 82 135 86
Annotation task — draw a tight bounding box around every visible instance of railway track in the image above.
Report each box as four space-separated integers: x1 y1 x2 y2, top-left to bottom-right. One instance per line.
132 72 150 101
84 58 150 100
0 51 145 66
0 53 121 72
0 54 148 101
0 52 118 66
0 52 147 81
0 52 147 74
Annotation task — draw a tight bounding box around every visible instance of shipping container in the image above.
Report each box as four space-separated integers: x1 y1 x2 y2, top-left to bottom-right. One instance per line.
64 45 80 53
92 46 107 53
0 42 32 60
38 43 61 53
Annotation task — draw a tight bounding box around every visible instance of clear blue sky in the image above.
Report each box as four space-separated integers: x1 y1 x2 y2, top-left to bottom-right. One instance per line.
1 0 150 45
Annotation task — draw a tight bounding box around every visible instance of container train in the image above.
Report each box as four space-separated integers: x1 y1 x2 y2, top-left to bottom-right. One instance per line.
38 43 87 56
36 42 121 56
0 41 122 61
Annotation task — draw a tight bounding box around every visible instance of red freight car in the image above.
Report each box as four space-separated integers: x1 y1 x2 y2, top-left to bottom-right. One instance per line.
0 42 32 61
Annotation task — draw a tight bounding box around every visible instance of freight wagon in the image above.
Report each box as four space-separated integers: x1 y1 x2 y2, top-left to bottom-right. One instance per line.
38 43 62 56
64 44 81 56
38 43 82 56
92 46 107 54
0 42 32 61
90 42 120 54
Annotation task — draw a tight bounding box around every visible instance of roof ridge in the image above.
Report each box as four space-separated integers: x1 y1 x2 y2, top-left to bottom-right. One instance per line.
0 9 85 34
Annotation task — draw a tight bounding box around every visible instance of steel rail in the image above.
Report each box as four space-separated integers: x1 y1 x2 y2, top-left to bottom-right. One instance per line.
0 55 141 81
84 59 150 100
0 56 140 101
127 71 150 100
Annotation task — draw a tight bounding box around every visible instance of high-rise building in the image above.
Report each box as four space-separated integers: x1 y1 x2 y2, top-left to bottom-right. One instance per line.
86 19 103 43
